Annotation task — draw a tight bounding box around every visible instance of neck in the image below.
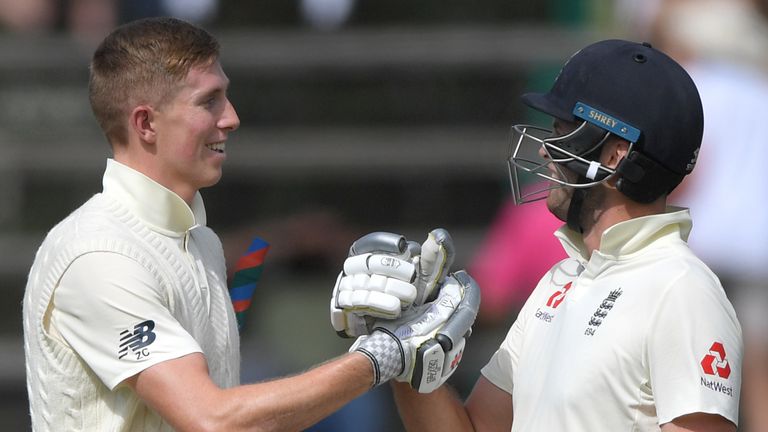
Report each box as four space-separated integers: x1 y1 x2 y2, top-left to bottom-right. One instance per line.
580 190 666 256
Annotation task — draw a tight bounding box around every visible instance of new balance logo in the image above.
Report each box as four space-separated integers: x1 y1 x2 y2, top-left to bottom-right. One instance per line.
118 320 157 360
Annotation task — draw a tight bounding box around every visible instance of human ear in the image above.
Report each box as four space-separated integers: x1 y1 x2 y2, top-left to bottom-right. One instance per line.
130 105 157 144
602 139 631 169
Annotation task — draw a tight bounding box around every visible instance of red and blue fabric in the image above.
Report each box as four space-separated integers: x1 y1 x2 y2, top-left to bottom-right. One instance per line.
230 237 269 331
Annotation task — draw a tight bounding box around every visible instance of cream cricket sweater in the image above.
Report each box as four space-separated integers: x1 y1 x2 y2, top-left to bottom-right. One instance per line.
23 160 240 431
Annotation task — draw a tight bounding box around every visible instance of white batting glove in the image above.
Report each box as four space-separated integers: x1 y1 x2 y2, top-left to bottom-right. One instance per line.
330 229 455 337
351 270 481 393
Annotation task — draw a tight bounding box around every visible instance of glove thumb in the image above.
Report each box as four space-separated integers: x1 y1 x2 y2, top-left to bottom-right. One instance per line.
414 228 455 305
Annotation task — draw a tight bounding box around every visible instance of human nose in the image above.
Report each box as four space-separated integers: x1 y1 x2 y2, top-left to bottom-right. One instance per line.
220 99 240 132
538 144 549 159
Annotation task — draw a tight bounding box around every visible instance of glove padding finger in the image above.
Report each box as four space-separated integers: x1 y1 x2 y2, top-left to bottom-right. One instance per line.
333 254 418 328
351 270 481 393
412 228 455 306
344 253 417 290
330 272 364 337
330 272 417 337
330 228 457 338
331 232 422 337
338 274 415 312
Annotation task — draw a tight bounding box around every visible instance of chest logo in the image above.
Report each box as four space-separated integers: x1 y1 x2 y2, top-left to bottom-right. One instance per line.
118 320 156 360
700 342 731 379
546 282 573 309
584 288 622 336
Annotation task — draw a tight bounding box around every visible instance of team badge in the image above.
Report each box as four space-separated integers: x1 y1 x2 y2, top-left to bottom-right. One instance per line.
584 288 622 336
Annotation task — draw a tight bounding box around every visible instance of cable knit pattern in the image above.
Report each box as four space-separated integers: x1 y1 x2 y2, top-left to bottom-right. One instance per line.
23 193 240 431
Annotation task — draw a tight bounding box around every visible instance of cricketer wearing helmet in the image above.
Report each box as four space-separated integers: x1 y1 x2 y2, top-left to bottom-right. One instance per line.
335 40 743 431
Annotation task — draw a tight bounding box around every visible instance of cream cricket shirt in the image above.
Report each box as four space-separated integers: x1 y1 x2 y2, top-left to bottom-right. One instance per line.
24 159 240 431
481 208 742 431
50 160 209 389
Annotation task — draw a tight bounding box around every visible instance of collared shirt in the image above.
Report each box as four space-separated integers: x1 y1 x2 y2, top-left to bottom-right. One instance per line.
25 159 238 432
102 158 207 235
481 208 742 431
50 159 217 389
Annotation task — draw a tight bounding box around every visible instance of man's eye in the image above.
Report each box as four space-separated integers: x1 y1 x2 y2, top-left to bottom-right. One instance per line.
203 97 218 108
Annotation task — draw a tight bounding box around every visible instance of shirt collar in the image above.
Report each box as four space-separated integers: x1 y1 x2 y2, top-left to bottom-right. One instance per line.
102 159 207 236
555 207 692 263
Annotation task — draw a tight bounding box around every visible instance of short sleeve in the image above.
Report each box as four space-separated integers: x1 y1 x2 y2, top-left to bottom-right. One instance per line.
648 269 742 426
480 290 538 395
480 317 522 395
479 266 560 396
52 252 203 390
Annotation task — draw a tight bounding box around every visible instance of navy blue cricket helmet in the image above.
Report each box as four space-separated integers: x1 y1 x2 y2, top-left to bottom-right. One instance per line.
508 39 703 204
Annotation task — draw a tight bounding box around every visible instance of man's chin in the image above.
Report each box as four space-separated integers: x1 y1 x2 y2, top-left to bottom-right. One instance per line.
199 170 223 189
546 190 571 223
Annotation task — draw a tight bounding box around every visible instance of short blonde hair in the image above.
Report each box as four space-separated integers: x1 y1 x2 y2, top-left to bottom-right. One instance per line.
88 17 220 144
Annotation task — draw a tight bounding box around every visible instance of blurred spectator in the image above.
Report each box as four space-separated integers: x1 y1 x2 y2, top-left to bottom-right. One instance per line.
68 0 117 45
118 0 219 28
0 0 116 43
0 0 217 42
0 0 56 33
80 0 219 46
299 0 356 30
161 0 218 23
648 0 768 430
611 0 663 40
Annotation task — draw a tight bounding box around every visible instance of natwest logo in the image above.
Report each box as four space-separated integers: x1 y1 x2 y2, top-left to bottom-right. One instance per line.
546 282 572 309
700 342 731 379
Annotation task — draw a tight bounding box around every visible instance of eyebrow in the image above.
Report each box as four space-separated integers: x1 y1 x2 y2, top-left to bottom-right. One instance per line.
196 81 229 101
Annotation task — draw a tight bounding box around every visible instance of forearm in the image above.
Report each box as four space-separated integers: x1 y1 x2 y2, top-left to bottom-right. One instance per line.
392 381 474 432
133 352 374 432
221 352 374 431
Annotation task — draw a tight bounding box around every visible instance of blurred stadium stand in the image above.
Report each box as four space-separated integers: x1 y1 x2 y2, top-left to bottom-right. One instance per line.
0 3 598 427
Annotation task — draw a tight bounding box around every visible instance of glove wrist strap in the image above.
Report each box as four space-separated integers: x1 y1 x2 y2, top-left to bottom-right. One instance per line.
354 330 404 386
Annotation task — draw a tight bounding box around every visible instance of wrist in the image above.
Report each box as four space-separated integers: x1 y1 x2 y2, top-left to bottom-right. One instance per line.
349 350 378 388
353 329 404 386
